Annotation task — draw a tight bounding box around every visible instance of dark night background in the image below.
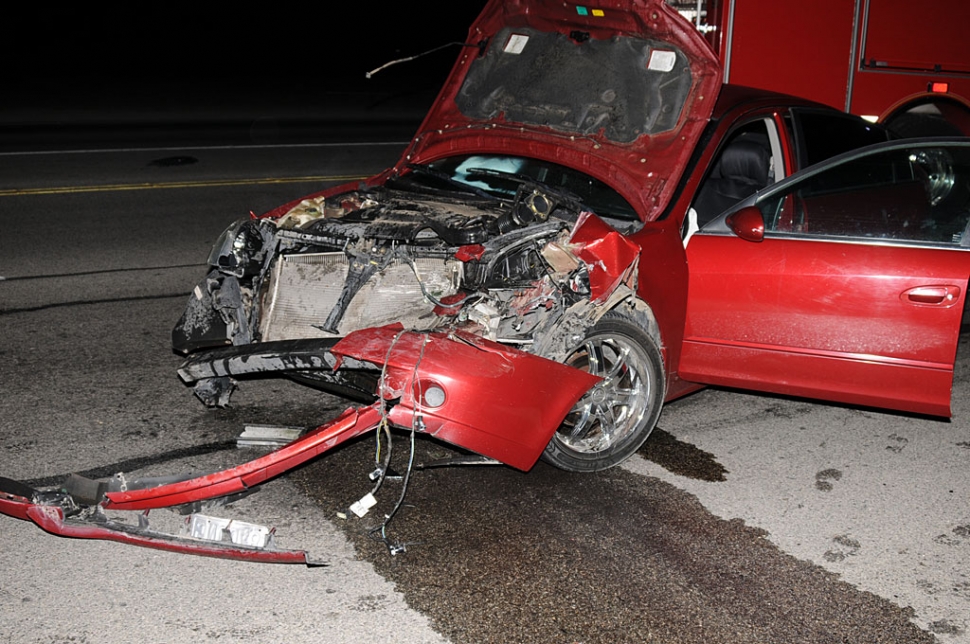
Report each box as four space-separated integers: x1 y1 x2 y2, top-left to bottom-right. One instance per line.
3 4 488 143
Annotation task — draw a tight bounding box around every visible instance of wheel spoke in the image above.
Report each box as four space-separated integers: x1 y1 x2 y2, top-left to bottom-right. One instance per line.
603 344 631 380
592 407 615 444
609 387 642 409
565 402 593 438
584 341 602 376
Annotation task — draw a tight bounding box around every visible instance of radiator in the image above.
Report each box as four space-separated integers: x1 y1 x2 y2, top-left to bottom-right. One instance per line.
258 252 461 341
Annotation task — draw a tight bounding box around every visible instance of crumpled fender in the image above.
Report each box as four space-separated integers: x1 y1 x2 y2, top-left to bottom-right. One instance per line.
333 325 601 471
568 212 640 303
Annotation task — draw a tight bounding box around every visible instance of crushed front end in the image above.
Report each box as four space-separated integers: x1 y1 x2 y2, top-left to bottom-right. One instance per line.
173 170 642 409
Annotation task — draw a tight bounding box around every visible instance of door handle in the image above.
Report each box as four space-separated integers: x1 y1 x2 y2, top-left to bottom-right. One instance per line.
901 285 962 307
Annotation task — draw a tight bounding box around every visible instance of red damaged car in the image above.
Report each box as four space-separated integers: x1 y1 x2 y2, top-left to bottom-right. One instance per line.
3 0 968 562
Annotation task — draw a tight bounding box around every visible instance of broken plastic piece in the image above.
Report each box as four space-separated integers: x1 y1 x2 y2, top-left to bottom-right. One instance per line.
0 486 318 564
350 492 378 518
103 406 383 511
237 425 305 448
185 514 273 548
192 376 237 408
333 326 600 471
63 473 108 505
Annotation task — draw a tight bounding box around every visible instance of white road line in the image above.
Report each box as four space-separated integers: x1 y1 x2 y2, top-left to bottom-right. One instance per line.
0 141 410 157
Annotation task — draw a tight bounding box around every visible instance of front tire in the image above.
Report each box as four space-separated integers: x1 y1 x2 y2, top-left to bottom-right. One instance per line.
541 310 664 472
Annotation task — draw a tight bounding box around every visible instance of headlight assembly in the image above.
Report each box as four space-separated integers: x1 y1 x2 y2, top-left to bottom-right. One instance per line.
208 219 270 277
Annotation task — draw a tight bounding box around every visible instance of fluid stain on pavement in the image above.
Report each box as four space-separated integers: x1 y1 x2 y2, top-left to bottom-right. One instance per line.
815 468 843 492
637 428 728 482
149 155 198 166
824 534 861 562
292 434 933 644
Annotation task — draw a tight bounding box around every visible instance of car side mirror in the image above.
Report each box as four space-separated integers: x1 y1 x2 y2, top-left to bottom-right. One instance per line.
726 206 765 242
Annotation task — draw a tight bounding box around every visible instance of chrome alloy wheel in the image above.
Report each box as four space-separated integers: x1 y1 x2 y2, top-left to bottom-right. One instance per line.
542 311 664 472
558 333 651 453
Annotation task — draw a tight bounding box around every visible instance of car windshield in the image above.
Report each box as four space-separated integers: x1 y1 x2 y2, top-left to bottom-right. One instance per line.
410 154 640 222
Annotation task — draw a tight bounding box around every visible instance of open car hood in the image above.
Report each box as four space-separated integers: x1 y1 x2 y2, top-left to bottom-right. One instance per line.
401 0 721 221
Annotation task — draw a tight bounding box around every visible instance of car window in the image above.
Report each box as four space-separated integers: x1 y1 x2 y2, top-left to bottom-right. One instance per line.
424 154 640 222
757 143 970 246
790 109 890 168
686 119 781 241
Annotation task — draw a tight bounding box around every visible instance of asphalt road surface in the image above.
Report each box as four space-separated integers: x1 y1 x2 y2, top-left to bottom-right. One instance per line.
1 138 967 643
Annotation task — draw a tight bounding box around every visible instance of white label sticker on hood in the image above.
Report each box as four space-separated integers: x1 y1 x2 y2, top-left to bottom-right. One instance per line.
504 33 530 54
648 49 677 72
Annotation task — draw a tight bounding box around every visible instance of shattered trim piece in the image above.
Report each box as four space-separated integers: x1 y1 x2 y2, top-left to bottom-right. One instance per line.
0 407 383 564
103 406 383 511
0 483 319 564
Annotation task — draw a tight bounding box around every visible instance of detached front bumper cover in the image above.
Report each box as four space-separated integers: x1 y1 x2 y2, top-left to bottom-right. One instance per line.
0 327 598 564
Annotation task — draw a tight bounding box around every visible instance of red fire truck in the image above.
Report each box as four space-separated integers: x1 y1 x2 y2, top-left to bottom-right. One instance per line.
669 0 970 136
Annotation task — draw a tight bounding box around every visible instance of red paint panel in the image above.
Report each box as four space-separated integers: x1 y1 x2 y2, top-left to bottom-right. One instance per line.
725 0 855 110
862 0 970 74
0 491 32 521
0 492 311 563
333 326 601 470
848 71 970 122
681 234 967 415
105 405 383 510
679 338 955 416
26 505 311 564
406 0 721 221
569 213 641 302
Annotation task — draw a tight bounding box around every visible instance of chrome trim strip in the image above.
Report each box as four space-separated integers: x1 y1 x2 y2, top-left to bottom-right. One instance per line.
845 0 865 112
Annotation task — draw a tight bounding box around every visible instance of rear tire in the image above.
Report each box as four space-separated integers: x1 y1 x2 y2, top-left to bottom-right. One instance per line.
541 310 664 472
